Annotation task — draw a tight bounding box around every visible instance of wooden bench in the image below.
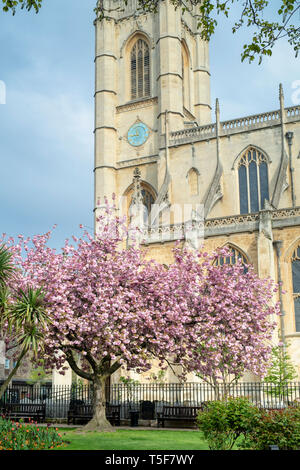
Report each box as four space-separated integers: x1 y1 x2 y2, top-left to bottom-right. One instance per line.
4 403 46 423
67 403 120 426
157 405 202 428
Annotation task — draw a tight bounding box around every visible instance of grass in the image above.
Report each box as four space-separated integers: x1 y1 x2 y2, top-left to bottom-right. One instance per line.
55 428 209 451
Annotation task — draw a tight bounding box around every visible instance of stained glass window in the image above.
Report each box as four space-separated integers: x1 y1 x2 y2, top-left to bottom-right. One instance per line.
238 147 269 214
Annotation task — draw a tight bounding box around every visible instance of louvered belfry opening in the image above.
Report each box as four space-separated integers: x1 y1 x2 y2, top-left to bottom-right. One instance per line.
131 39 150 100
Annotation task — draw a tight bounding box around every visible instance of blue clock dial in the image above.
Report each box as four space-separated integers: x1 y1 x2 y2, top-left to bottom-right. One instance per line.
127 123 150 147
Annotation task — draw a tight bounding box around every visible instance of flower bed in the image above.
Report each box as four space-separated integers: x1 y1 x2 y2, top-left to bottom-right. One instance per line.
0 417 64 450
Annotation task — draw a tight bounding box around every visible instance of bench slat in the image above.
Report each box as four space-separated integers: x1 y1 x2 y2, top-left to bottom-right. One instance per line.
4 403 46 423
68 404 121 426
157 406 202 427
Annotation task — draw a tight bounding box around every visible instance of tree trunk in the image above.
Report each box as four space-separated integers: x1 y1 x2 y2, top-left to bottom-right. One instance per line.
0 339 5 381
83 375 114 432
212 377 221 401
0 348 27 400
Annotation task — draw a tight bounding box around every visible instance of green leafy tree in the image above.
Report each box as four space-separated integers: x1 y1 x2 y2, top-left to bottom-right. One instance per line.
147 369 167 384
264 344 298 402
1 0 41 14
2 0 299 63
27 363 51 386
0 287 49 400
119 376 140 405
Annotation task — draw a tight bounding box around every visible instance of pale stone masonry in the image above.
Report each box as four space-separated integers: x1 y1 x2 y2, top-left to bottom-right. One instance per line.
94 0 300 382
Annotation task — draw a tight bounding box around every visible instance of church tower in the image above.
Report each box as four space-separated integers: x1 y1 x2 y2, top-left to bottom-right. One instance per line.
94 0 211 225
93 1 300 383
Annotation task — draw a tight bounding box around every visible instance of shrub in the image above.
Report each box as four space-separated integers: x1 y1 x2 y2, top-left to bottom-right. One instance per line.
0 417 64 450
196 397 259 450
240 406 300 450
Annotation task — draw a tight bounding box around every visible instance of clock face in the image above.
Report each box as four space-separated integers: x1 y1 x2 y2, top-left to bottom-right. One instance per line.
127 122 150 147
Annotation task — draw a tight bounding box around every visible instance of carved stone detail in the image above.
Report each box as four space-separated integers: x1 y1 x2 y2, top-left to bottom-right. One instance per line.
117 155 158 169
184 208 204 251
202 162 223 218
128 167 144 246
116 97 158 114
169 105 300 146
272 151 289 207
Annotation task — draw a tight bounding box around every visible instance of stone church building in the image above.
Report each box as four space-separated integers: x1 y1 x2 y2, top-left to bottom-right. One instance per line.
93 0 300 381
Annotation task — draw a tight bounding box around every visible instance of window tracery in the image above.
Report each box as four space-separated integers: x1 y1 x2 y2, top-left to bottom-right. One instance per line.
238 147 269 214
215 245 249 273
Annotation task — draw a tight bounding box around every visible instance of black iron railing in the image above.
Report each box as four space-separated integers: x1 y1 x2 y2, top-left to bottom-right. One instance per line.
1 382 299 421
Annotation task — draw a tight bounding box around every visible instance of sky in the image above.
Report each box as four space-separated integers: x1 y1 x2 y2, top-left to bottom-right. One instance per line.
0 0 299 251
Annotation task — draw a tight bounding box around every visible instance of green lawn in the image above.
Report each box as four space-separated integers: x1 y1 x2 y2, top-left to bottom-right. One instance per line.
56 429 209 451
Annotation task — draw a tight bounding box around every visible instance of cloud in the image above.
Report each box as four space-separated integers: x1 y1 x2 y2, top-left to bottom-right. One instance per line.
10 88 93 159
0 82 94 248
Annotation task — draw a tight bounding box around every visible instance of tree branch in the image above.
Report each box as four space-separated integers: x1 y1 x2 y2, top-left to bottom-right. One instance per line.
64 348 93 381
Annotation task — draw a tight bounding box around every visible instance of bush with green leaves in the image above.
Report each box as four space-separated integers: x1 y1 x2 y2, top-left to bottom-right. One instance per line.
0 417 64 450
196 397 259 450
240 406 300 450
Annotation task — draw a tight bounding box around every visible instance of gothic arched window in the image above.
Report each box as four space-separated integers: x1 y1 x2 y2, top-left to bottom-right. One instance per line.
292 244 300 332
187 168 199 196
215 245 249 273
131 39 150 100
182 42 190 110
126 184 155 226
140 188 155 224
238 147 269 214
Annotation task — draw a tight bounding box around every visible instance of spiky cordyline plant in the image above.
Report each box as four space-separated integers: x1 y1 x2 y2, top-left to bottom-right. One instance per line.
0 286 49 400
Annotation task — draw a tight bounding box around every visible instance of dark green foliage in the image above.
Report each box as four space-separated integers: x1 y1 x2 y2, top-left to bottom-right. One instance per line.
0 245 14 287
197 396 300 450
96 0 300 63
196 396 259 450
1 0 42 14
0 287 49 401
240 406 300 450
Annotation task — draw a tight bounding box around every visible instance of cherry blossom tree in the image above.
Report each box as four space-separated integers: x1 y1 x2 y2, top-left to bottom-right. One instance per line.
167 246 280 398
2 205 190 431
2 205 280 429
